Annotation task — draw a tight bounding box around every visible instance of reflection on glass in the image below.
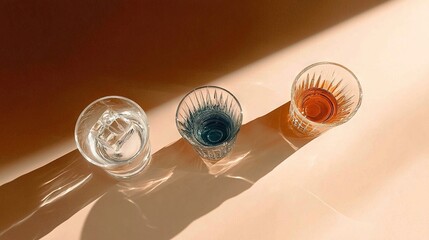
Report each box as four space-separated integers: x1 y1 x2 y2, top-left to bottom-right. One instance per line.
289 62 362 137
176 86 243 161
75 96 151 178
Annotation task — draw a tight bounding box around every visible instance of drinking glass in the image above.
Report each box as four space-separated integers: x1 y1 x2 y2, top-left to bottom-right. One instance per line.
176 86 243 161
288 62 362 137
75 96 151 178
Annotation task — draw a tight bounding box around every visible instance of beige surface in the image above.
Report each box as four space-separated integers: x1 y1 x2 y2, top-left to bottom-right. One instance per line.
2 0 429 239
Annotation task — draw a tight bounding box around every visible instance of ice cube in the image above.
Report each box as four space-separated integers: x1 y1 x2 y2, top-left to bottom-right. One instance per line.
92 109 133 152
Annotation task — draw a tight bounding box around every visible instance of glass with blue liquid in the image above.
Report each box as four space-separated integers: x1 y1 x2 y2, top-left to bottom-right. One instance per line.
176 86 243 161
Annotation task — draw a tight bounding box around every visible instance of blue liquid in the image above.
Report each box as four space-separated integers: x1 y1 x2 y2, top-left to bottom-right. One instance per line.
194 111 233 146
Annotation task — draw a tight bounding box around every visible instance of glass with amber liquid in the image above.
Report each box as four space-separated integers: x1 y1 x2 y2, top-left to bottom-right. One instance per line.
289 62 362 137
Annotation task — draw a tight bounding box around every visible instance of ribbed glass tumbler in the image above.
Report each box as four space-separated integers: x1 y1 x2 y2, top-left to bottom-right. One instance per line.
176 86 243 161
289 62 363 137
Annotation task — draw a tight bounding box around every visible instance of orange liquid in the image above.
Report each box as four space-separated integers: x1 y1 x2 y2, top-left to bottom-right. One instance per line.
298 88 338 123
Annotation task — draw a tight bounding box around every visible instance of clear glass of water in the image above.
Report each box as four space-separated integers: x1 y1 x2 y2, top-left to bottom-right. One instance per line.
176 86 243 161
289 62 363 137
75 96 151 178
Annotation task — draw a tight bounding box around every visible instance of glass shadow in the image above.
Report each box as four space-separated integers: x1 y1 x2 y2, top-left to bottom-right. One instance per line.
0 151 115 239
81 102 314 240
0 102 313 239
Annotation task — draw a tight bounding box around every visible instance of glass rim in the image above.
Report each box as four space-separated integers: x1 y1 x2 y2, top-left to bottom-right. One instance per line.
290 62 363 128
175 85 243 148
74 95 149 167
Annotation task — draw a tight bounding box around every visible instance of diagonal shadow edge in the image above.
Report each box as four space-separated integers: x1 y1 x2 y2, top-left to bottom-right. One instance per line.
0 102 313 239
80 102 313 240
